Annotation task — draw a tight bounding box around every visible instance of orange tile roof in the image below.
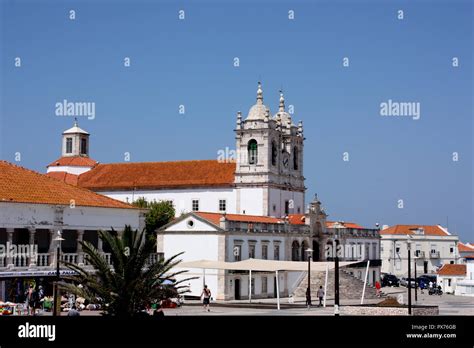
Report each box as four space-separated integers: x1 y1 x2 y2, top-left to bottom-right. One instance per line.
464 254 474 259
78 160 236 191
288 214 306 225
458 242 474 252
380 225 449 236
47 156 98 167
46 172 79 186
0 161 135 210
437 264 466 276
195 212 285 226
326 221 365 229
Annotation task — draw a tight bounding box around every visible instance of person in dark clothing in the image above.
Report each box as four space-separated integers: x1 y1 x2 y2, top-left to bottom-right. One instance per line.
317 286 325 307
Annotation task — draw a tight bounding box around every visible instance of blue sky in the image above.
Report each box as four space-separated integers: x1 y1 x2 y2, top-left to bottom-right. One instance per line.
1 0 472 241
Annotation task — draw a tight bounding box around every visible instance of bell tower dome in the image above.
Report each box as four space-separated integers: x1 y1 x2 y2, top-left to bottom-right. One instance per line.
62 118 90 157
46 119 97 177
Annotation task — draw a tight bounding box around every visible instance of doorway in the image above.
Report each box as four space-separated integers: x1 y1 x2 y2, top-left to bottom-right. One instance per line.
423 261 428 274
312 241 320 261
234 279 241 300
273 277 277 298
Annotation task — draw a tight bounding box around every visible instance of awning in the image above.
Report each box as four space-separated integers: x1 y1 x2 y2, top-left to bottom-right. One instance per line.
176 259 365 311
177 258 359 272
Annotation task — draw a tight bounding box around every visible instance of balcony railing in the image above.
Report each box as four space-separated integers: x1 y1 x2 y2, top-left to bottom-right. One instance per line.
13 255 29 267
146 253 164 266
61 253 78 264
1 252 164 269
84 252 112 266
415 251 425 258
430 251 440 258
37 253 50 267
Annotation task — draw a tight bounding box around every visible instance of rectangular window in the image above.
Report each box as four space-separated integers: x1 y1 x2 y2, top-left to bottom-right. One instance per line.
284 201 290 215
80 138 87 155
233 244 242 262
448 279 451 287
219 199 226 212
66 138 73 154
450 247 454 253
192 199 199 211
262 245 268 260
274 245 280 260
262 277 267 294
249 244 256 259
251 278 255 295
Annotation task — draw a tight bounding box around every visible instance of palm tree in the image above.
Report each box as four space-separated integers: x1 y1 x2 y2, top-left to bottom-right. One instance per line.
59 226 193 316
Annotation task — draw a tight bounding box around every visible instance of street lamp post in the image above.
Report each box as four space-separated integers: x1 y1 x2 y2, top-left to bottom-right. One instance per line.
334 234 340 316
414 255 418 302
407 240 412 315
53 230 64 317
306 248 313 309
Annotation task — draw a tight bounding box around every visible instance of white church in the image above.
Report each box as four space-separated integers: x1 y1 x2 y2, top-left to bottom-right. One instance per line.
47 82 306 219
46 83 381 300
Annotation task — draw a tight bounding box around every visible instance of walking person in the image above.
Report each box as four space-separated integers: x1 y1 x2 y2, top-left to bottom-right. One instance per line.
26 285 37 316
317 286 324 307
201 285 211 312
375 280 382 297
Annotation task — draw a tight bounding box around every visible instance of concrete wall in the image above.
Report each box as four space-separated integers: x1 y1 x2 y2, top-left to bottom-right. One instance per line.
162 233 220 298
0 202 140 230
103 188 237 217
268 188 304 217
47 166 91 175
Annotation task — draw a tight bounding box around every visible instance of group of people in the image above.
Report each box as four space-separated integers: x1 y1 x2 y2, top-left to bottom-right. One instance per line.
25 284 44 315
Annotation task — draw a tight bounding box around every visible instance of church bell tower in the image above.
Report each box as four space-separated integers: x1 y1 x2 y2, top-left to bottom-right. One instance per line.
234 82 305 217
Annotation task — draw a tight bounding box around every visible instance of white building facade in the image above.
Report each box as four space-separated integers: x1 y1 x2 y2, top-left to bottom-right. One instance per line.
454 257 474 296
0 160 148 301
380 225 459 277
157 211 313 300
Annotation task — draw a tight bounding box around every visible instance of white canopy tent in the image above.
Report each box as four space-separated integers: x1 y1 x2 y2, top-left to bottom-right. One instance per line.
176 259 361 310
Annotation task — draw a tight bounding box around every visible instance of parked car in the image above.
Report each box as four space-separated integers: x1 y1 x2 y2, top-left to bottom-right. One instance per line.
400 277 417 287
417 275 436 289
381 274 400 287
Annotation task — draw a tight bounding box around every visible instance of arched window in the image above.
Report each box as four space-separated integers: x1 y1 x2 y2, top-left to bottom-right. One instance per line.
248 139 258 164
271 141 277 166
293 146 298 170
291 240 300 261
